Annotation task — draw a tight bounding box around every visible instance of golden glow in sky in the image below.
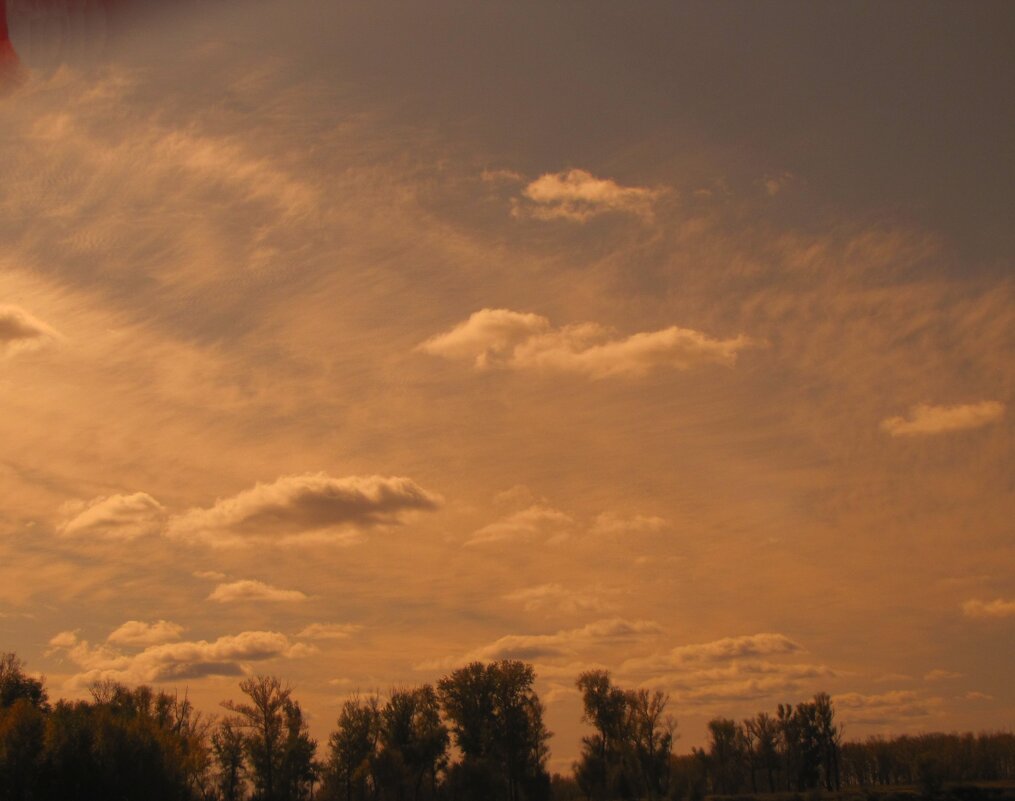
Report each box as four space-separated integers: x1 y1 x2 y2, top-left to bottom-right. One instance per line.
0 0 1012 770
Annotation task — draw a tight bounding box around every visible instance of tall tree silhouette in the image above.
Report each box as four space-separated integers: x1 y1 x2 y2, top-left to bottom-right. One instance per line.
438 661 551 801
222 675 316 801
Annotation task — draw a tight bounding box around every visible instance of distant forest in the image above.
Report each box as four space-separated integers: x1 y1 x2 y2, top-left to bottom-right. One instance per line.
1 652 1013 801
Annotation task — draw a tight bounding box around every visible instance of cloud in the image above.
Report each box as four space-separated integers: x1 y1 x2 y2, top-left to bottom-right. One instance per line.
193 570 227 581
420 309 754 378
513 169 664 222
0 305 58 357
503 583 613 614
49 629 309 686
623 658 835 706
590 513 668 536
924 668 962 681
881 401 1004 437
296 623 363 640
48 630 79 650
962 598 1015 619
107 620 184 646
834 690 942 724
57 492 167 541
763 171 796 196
964 691 994 701
208 579 307 603
418 617 660 669
468 504 573 545
623 633 803 673
166 473 442 544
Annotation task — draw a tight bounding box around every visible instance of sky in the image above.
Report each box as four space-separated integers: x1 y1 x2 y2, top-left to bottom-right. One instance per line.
0 0 1013 772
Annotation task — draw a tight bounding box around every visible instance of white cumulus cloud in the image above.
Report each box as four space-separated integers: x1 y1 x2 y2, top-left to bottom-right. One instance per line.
57 493 167 541
49 629 309 686
208 579 308 603
468 504 573 545
962 598 1015 618
420 309 753 379
881 401 1004 436
514 169 664 222
166 473 442 544
107 620 184 647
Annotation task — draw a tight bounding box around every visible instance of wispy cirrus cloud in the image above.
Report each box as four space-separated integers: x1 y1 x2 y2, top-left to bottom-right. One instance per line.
207 579 307 603
512 169 664 222
962 598 1015 619
166 473 442 545
0 305 58 357
57 493 167 541
881 401 1004 437
420 309 753 378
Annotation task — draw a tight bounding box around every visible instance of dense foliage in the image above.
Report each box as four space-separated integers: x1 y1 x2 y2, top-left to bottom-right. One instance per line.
0 652 1012 801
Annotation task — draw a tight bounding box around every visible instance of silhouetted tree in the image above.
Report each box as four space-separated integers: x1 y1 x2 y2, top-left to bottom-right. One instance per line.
0 654 48 711
574 671 673 801
438 661 550 801
376 686 448 801
706 718 742 795
213 717 247 801
321 695 380 801
745 712 779 793
222 675 315 801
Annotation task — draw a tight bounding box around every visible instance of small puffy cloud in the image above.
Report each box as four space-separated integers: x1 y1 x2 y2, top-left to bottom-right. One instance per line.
48 630 79 649
964 691 994 701
503 583 612 614
468 504 573 545
962 598 1015 619
57 493 167 541
166 473 442 544
297 623 363 640
624 633 802 673
420 309 753 379
50 629 308 686
881 401 1004 437
419 309 548 369
208 579 307 603
924 668 962 681
513 169 664 222
107 620 184 647
0 305 58 357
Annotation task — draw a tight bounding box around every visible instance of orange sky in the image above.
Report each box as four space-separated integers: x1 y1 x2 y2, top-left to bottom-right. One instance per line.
0 0 1012 772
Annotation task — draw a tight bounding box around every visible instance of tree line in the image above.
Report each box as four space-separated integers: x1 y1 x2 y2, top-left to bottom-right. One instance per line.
2 652 1013 801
